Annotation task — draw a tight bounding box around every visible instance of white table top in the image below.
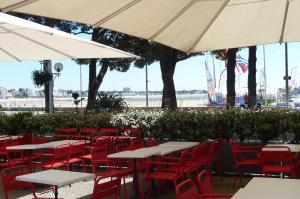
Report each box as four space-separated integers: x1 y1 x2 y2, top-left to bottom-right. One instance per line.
7 140 86 150
159 141 199 148
108 147 161 159
16 169 93 186
0 135 19 141
232 177 300 199
108 143 196 159
265 144 300 153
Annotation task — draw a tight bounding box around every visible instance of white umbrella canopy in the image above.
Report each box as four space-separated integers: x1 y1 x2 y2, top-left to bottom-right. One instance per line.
0 0 298 53
0 11 138 61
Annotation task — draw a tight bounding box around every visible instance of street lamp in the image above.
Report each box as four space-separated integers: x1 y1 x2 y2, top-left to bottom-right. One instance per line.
54 62 63 77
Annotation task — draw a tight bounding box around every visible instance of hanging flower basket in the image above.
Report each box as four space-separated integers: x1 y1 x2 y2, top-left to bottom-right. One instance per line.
32 70 53 87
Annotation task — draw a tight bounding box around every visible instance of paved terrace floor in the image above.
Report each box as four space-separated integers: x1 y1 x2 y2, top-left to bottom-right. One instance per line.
0 173 251 199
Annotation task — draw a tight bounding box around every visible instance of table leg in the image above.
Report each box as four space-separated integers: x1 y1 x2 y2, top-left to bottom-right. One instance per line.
133 159 139 197
54 186 58 199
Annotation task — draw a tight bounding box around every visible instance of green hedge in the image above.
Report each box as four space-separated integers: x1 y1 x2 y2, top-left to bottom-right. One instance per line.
1 108 300 143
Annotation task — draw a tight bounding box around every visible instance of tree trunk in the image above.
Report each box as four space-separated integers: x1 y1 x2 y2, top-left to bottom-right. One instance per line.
86 29 110 110
159 45 178 109
43 60 54 113
248 46 257 108
226 48 238 107
43 19 55 113
86 58 97 109
86 59 110 110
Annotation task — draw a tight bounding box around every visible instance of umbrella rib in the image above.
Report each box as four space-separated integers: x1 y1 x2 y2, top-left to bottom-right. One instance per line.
279 0 290 44
149 0 198 41
93 0 143 27
0 24 76 59
1 0 39 13
0 47 21 62
187 0 231 53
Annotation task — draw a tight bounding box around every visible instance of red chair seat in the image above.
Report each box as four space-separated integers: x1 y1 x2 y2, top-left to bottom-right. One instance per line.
81 154 91 160
146 171 181 181
238 159 260 165
68 157 83 164
167 164 199 174
41 161 68 169
0 159 25 167
263 165 295 173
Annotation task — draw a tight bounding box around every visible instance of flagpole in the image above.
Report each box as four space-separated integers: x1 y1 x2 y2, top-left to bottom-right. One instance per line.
285 43 289 108
211 54 216 88
263 45 267 106
145 63 149 107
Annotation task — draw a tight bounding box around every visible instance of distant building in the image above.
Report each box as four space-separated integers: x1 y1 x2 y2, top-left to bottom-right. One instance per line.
123 87 131 93
0 87 7 98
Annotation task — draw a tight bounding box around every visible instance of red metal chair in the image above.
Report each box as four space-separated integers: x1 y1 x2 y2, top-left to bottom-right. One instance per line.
34 143 71 170
141 160 184 199
197 170 233 199
259 146 296 178
159 150 201 177
124 127 143 139
92 176 121 199
188 142 212 169
209 138 224 179
176 179 200 199
230 140 262 187
1 165 39 199
68 141 86 172
81 138 111 173
0 140 26 168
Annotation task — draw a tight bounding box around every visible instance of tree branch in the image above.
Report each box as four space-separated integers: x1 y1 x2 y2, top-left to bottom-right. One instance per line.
73 31 93 35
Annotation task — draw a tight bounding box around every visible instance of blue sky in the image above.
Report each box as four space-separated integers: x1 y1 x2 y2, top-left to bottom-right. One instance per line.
0 39 299 95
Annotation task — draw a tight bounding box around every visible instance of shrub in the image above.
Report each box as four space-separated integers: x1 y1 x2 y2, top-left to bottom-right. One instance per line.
1 108 300 143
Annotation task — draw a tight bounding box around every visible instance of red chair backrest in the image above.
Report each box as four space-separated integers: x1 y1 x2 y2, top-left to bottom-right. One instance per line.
145 138 160 147
51 144 71 166
115 143 129 152
92 140 109 161
180 150 191 164
260 146 293 165
92 177 121 199
124 127 142 139
18 134 32 144
59 127 77 133
176 178 199 199
210 138 223 158
98 128 119 136
191 142 211 162
80 128 98 134
1 165 33 199
230 140 241 163
70 141 86 157
32 136 48 144
197 170 215 195
129 138 144 150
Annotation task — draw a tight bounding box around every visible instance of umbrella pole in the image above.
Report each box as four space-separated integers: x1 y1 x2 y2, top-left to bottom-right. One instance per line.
145 63 149 107
285 43 289 108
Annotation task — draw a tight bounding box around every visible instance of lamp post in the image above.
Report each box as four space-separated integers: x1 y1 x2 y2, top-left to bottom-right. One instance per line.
291 66 297 88
79 64 83 108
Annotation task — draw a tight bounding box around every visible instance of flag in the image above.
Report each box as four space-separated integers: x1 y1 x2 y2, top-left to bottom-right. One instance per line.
236 54 248 73
205 61 215 95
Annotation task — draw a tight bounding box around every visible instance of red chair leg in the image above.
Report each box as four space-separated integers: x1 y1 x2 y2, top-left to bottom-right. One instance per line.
123 177 127 199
